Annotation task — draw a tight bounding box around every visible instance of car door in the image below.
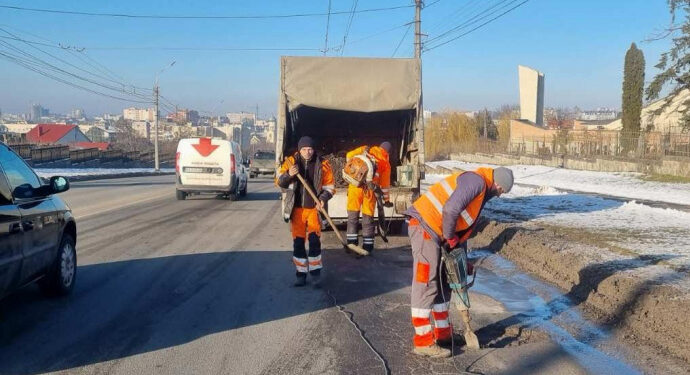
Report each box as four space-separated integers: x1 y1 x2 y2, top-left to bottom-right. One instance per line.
0 145 59 281
0 153 23 296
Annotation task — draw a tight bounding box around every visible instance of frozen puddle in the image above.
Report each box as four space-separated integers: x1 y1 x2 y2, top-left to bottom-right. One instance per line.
470 250 641 375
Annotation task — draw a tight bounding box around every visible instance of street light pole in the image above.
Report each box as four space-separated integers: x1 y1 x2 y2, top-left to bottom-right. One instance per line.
154 61 176 171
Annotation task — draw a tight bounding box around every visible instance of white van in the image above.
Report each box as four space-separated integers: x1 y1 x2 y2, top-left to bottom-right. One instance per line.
175 137 248 200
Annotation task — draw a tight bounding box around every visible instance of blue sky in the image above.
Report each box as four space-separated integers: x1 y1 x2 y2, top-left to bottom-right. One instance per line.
0 0 675 117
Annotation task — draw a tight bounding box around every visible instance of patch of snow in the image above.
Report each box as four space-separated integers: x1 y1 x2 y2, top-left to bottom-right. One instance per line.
35 168 175 178
424 171 690 267
427 160 690 206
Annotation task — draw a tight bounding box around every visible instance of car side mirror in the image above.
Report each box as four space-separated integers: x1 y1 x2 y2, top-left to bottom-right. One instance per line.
50 176 70 194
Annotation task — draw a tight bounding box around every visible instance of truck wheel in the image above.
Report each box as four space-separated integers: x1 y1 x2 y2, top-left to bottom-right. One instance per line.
39 234 77 296
176 190 187 200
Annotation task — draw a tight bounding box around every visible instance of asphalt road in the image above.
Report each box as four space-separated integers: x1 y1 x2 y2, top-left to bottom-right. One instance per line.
0 175 645 374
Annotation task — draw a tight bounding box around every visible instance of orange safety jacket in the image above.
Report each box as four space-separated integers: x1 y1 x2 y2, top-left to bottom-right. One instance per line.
411 168 494 243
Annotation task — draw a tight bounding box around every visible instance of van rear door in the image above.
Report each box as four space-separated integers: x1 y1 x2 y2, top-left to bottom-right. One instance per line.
177 138 231 187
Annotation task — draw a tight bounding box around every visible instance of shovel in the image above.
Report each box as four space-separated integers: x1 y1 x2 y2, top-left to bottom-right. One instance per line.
295 173 369 256
460 310 480 349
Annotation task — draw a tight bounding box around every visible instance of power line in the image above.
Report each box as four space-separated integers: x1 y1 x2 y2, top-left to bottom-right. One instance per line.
327 20 410 54
0 24 129 82
340 0 360 55
426 0 482 35
0 4 413 19
424 0 530 52
86 46 321 51
0 51 152 103
392 23 412 57
426 0 518 44
323 0 332 55
0 35 320 52
0 29 152 100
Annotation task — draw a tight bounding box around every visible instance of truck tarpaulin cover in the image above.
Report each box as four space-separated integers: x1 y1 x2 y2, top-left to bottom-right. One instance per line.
281 56 420 113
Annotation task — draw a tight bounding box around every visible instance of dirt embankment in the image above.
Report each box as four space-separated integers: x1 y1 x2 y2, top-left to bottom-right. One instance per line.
470 220 690 364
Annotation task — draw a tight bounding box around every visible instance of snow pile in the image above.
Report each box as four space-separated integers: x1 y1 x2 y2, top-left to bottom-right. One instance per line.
427 160 690 206
424 172 690 266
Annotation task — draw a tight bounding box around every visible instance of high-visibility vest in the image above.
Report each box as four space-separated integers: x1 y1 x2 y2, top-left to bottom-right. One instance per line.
412 172 486 242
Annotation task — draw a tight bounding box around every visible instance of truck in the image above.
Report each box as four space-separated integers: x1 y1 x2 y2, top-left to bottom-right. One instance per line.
249 150 276 178
276 56 424 230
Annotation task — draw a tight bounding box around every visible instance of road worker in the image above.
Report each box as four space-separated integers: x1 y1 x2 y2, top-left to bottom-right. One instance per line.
405 167 514 357
277 136 335 287
344 141 393 253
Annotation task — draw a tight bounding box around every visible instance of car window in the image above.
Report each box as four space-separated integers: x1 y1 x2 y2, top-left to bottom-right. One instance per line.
0 145 41 199
254 151 275 160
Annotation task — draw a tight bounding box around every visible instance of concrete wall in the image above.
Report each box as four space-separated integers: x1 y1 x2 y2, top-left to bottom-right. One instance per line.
449 152 690 178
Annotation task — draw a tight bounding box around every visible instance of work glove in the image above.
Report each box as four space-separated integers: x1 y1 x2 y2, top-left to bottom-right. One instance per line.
383 201 394 208
443 235 461 251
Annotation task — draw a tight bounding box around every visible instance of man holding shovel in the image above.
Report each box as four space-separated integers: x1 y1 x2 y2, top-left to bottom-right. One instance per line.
277 136 335 288
405 167 514 358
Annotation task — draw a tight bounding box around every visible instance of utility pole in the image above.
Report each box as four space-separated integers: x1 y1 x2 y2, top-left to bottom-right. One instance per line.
415 0 422 59
153 61 175 172
154 84 160 171
484 108 488 138
414 0 425 167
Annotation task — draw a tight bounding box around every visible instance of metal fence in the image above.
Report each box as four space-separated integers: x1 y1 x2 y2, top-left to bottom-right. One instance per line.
453 129 690 161
506 130 690 159
6 142 179 164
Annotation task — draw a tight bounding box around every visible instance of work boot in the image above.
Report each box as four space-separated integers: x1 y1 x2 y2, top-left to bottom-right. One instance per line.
413 344 451 358
311 273 322 289
293 275 307 287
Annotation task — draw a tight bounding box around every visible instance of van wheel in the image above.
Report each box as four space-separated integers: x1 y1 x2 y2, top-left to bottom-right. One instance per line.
240 183 247 197
39 234 77 296
176 190 187 200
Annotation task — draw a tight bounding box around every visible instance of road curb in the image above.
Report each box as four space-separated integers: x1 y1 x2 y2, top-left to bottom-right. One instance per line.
63 172 176 182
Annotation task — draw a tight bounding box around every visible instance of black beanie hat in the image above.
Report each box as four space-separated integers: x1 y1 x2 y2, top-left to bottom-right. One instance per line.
297 136 315 150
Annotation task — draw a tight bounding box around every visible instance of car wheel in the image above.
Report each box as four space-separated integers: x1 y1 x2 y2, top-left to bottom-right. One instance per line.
176 189 187 200
40 234 77 296
240 181 247 197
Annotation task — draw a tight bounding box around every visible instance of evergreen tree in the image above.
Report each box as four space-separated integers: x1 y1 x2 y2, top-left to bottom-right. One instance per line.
622 43 645 152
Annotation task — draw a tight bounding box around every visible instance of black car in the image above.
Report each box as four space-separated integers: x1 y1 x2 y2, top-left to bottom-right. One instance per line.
0 142 76 299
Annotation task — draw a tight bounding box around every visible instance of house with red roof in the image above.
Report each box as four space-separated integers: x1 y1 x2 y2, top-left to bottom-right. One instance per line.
26 123 91 145
73 142 110 151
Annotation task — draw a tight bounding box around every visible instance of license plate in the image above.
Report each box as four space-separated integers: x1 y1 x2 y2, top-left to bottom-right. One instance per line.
184 167 222 174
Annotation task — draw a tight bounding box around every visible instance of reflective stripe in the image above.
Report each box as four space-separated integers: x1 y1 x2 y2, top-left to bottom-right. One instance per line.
293 257 307 266
308 255 322 271
322 184 335 193
414 325 433 335
411 307 431 318
435 320 450 329
293 257 308 273
425 192 444 213
461 209 474 226
433 303 449 312
346 234 358 238
381 188 390 192
440 179 454 196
